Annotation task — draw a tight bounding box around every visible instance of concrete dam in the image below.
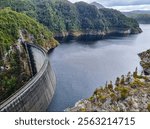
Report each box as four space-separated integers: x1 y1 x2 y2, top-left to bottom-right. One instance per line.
0 43 56 112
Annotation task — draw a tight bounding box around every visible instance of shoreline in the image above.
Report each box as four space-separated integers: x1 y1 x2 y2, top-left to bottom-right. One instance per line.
66 49 150 112
54 28 142 42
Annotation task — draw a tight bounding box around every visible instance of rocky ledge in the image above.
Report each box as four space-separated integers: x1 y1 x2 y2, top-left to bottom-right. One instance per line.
66 50 150 112
139 49 150 75
55 27 142 41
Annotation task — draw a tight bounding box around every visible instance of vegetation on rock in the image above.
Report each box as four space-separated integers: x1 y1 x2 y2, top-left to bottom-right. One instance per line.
0 8 58 51
0 44 30 102
0 8 58 103
139 49 150 75
133 14 150 24
0 0 142 37
124 11 150 24
66 55 150 112
0 0 143 105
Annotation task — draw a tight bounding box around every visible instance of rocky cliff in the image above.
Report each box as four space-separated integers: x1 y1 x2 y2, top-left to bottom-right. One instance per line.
66 50 150 112
139 49 150 75
0 8 58 103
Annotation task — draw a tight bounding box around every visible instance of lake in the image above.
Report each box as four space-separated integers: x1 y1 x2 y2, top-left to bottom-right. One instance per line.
48 24 150 112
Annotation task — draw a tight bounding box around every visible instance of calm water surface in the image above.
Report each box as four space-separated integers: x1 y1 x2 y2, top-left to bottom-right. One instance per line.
48 25 150 111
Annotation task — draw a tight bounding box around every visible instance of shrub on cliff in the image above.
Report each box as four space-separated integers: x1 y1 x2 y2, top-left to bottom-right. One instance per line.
0 8 58 54
147 104 150 112
130 78 145 87
0 8 58 102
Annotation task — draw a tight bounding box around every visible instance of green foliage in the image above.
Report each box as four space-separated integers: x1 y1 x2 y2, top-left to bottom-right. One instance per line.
147 104 150 112
80 108 86 112
75 2 104 31
133 67 138 78
130 78 145 87
88 96 94 101
98 95 107 103
110 92 118 102
134 14 150 24
108 83 113 89
114 86 129 100
141 63 150 69
0 7 57 53
0 8 58 102
115 77 120 86
120 75 125 85
136 75 149 81
0 48 27 102
0 0 141 34
125 13 150 24
120 88 129 100
0 0 80 33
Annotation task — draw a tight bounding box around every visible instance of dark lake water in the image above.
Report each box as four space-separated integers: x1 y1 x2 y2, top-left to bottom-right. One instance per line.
48 24 150 112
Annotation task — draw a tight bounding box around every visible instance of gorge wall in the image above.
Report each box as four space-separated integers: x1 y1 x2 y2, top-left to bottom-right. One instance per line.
0 43 56 112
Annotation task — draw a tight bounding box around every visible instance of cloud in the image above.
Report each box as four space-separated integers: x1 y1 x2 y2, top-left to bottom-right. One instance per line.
98 0 150 7
68 0 150 11
113 4 150 12
69 0 150 7
69 0 92 3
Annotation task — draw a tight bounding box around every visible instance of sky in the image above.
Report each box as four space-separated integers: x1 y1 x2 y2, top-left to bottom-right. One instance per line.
68 0 150 12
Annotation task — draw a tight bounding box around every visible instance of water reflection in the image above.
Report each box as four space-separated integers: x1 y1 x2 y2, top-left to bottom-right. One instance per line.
48 25 150 112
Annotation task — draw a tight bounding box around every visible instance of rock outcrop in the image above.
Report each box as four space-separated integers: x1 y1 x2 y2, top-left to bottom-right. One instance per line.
139 49 150 75
55 28 139 41
0 8 58 103
66 51 150 112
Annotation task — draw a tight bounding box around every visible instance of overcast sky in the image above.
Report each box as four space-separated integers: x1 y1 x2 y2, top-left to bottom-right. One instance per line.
68 0 150 11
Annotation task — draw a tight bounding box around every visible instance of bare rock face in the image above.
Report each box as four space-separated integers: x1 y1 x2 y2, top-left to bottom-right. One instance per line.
139 49 150 75
0 40 31 102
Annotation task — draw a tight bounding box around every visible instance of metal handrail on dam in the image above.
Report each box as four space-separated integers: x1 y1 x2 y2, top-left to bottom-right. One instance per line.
0 43 56 112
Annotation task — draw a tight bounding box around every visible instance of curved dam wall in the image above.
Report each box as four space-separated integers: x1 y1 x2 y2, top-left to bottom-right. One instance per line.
0 43 56 112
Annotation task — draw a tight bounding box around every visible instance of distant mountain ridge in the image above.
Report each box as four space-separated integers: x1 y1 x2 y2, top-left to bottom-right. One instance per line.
0 0 142 38
90 2 104 9
123 10 150 24
124 10 150 15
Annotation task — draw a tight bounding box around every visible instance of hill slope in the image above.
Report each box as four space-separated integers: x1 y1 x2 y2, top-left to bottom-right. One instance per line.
0 0 142 38
124 11 150 24
0 8 58 51
90 2 104 9
0 8 58 102
125 10 150 15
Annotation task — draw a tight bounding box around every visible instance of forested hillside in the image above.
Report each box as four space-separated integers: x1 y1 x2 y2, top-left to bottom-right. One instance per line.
124 12 150 24
0 0 142 37
0 0 143 103
90 2 104 9
0 8 58 102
